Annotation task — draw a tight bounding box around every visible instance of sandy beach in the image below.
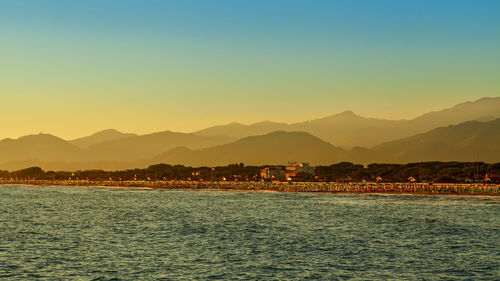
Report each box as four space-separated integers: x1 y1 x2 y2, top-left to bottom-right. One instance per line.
1 179 499 196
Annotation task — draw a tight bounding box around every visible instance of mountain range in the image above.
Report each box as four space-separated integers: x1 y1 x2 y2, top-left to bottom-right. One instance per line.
0 97 499 171
196 97 500 148
151 131 347 167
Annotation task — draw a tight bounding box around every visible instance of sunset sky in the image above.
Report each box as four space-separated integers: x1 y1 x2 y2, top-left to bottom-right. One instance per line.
1 0 499 139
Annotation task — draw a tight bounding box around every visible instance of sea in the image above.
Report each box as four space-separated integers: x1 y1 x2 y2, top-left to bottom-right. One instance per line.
1 185 499 280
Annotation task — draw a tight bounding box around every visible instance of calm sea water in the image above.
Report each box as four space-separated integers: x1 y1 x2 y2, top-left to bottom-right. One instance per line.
0 185 499 280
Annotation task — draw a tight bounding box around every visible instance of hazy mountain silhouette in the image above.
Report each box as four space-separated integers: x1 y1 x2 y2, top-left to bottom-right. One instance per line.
194 111 405 148
373 118 500 163
1 97 499 171
70 129 137 148
409 97 500 129
0 131 232 170
195 97 500 148
0 134 83 163
289 111 405 148
194 121 287 140
84 131 232 161
152 131 347 166
153 118 500 167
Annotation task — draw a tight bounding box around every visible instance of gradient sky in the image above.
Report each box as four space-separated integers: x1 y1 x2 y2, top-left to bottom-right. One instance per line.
1 0 499 139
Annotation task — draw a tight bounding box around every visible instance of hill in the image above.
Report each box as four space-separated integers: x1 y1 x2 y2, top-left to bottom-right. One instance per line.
194 121 287 140
195 97 500 148
410 97 500 129
0 134 83 163
0 131 231 170
152 131 347 166
84 131 232 161
159 118 500 166
70 129 137 148
2 118 499 170
1 97 499 170
373 118 500 163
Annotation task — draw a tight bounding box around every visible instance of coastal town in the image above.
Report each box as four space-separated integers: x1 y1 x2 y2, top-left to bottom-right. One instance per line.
1 161 499 195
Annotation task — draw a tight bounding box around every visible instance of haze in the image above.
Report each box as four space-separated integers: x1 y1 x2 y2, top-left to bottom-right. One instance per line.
1 0 499 139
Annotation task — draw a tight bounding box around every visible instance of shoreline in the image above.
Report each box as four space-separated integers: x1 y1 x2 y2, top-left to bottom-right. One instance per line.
1 180 499 196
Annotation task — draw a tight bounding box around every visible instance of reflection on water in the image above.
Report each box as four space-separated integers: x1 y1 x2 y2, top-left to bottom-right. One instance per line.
1 185 499 280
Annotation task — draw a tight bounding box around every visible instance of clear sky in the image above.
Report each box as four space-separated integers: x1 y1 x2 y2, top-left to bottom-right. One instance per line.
1 0 499 139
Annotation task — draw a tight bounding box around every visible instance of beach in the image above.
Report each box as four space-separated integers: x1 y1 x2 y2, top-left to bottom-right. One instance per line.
1 179 499 195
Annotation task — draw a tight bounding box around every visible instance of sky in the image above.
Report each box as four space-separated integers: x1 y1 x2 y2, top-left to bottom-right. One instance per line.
1 0 499 139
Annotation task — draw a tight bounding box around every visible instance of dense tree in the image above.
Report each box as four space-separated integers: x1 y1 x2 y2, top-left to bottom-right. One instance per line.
10 167 44 179
0 170 9 179
2 162 499 183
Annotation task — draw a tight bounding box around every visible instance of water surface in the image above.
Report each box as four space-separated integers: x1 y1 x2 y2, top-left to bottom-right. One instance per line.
1 185 499 280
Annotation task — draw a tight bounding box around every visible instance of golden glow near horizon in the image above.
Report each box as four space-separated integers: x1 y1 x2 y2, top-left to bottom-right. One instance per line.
0 96 492 140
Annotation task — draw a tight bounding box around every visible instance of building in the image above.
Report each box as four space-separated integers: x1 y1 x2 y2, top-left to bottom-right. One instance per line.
286 162 315 181
260 167 286 181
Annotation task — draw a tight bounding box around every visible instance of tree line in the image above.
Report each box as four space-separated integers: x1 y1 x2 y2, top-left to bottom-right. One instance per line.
1 162 499 183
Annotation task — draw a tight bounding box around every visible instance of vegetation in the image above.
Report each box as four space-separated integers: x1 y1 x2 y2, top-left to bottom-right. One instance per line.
1 162 499 183
315 162 500 183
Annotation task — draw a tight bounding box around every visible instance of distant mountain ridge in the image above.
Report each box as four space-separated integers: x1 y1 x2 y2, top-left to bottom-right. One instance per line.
0 131 233 170
151 131 347 167
0 97 499 171
373 118 500 163
0 134 83 163
410 97 500 128
2 118 498 170
194 121 287 140
151 118 500 166
195 97 500 148
70 129 137 148
83 131 232 161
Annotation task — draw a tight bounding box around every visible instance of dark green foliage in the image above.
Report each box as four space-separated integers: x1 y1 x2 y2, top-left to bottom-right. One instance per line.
2 162 499 183
315 161 499 183
0 170 9 178
10 167 44 179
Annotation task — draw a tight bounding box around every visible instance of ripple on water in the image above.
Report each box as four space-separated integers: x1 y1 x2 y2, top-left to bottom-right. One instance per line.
0 185 499 280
